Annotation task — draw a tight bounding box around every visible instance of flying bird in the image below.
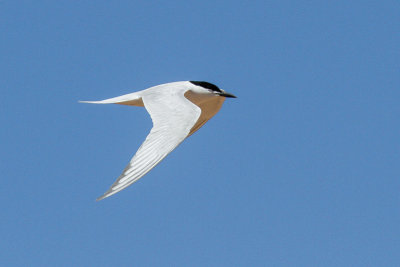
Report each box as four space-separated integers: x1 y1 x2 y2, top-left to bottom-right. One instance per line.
81 81 236 200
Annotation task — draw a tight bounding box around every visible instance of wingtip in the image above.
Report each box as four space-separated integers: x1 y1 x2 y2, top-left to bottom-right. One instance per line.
96 193 109 201
96 189 115 201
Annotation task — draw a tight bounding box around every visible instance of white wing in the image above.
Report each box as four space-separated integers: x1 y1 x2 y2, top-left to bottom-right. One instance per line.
96 90 201 200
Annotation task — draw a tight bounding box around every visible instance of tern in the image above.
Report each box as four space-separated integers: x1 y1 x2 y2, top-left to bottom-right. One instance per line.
81 81 236 200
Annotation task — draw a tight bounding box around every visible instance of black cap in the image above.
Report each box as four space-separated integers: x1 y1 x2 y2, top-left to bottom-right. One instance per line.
190 81 221 93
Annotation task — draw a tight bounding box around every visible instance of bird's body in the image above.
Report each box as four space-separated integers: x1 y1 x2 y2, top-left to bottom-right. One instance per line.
81 81 236 200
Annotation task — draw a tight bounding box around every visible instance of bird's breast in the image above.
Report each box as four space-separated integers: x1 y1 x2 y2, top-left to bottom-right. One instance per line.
184 90 216 107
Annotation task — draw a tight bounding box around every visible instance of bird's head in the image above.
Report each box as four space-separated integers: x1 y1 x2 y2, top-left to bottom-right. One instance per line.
189 81 237 98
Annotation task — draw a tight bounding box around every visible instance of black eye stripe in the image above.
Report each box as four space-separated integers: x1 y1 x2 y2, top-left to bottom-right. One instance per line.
190 81 221 93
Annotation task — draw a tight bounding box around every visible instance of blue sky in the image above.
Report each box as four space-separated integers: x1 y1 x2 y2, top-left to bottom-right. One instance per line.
1 0 399 266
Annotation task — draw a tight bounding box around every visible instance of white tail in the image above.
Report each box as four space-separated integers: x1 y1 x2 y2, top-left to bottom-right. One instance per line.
79 100 116 104
79 91 144 106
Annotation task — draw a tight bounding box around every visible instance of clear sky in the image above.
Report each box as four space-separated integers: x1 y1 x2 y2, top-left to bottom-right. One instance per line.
1 1 399 266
